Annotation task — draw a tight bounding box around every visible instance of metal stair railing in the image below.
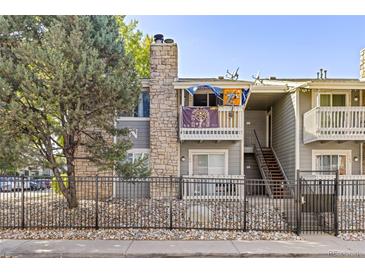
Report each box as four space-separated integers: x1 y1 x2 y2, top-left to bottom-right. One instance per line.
252 129 274 198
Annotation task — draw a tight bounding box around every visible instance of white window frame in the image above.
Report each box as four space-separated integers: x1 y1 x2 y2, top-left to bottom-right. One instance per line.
312 149 352 175
313 91 350 108
117 117 150 121
188 149 229 176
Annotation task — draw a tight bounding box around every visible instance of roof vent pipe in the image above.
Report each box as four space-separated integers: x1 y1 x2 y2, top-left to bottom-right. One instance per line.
324 70 327 79
154 34 164 44
319 68 323 79
317 72 320 79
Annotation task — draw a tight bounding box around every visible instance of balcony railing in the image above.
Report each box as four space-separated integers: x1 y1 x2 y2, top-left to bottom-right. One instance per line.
179 106 244 140
182 175 244 199
303 107 365 143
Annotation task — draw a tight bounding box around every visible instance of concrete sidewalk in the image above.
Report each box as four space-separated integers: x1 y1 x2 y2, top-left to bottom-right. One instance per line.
0 235 364 258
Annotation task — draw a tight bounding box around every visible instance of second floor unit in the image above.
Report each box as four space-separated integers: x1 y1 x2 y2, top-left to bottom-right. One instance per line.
174 79 250 141
302 80 365 144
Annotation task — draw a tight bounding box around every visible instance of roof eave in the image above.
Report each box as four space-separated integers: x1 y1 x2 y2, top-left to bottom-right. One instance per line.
173 80 252 89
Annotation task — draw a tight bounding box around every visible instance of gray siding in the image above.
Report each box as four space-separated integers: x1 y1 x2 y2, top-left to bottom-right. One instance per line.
299 91 362 174
363 144 365 174
244 110 267 147
272 92 296 180
116 120 150 149
180 141 242 176
114 179 150 198
244 153 262 179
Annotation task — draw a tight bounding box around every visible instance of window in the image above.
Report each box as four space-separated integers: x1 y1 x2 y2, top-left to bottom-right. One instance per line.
189 150 228 176
315 155 347 175
119 91 150 118
193 94 208 106
319 93 347 107
134 91 150 117
193 92 222 107
312 150 351 175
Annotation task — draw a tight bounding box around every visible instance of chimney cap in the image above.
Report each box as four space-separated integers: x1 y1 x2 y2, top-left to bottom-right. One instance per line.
154 34 164 43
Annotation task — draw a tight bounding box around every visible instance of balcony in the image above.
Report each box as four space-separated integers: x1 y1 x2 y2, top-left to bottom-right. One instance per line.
179 106 244 141
303 107 365 144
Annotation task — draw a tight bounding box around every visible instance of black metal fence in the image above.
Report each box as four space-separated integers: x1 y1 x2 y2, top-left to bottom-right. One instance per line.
0 175 364 234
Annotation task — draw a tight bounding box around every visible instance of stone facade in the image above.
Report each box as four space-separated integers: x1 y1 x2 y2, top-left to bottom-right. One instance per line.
149 43 179 177
361 48 365 81
149 42 179 198
74 41 180 199
74 129 114 177
74 130 114 200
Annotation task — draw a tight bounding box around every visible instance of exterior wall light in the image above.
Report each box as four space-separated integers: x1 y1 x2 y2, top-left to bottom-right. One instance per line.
181 156 186 162
354 156 359 162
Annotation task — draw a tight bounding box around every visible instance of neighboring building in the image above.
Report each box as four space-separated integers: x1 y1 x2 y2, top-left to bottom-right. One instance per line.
75 34 365 197
18 166 52 177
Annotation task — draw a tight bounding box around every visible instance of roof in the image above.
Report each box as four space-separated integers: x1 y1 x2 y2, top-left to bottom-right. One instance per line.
261 78 360 82
143 76 365 90
257 78 365 90
173 77 252 89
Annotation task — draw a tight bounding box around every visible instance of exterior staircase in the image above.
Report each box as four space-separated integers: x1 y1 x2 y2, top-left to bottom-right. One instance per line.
253 130 291 199
261 148 286 181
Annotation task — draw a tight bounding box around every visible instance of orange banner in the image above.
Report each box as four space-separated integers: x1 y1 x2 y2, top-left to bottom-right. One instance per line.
223 89 242 106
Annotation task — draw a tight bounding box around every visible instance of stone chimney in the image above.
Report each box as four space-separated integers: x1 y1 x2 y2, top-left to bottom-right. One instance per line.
149 35 179 179
360 49 365 81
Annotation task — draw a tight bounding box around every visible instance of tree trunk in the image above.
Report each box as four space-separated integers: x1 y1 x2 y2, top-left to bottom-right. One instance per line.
52 166 78 209
65 166 78 209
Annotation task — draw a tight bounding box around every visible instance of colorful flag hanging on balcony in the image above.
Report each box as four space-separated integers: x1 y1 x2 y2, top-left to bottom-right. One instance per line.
185 84 222 98
241 88 250 106
223 89 242 106
182 107 219 128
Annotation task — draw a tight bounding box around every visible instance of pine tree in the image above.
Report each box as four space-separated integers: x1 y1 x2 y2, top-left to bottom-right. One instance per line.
0 16 143 208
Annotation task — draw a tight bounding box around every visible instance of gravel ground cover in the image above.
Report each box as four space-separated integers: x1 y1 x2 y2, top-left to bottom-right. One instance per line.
319 199 365 235
0 228 301 240
338 233 365 241
338 200 365 231
1 194 363 240
0 196 290 231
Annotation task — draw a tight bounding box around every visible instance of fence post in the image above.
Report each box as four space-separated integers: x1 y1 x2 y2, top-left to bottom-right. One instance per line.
169 175 173 230
21 175 25 229
95 175 99 230
178 176 183 200
296 170 302 235
243 178 247 232
334 170 339 236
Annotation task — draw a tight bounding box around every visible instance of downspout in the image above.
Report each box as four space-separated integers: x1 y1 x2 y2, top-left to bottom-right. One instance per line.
295 88 301 181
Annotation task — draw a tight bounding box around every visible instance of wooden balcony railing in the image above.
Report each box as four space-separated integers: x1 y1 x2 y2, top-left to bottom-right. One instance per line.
303 107 365 143
179 106 244 140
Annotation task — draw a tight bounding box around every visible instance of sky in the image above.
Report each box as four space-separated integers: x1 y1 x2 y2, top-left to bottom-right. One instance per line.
126 16 365 80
